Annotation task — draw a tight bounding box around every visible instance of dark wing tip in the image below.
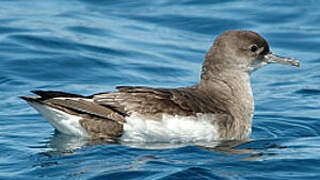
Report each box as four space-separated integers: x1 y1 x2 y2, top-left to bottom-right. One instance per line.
20 96 42 103
21 90 86 103
30 90 84 99
20 90 46 102
20 96 30 101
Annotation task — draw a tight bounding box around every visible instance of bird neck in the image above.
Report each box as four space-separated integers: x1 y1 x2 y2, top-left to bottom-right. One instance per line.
199 69 254 139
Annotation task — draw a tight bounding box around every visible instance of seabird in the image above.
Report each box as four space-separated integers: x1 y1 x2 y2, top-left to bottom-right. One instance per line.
21 30 300 142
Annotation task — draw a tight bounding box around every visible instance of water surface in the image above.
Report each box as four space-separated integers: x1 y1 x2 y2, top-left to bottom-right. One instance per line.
1 0 320 179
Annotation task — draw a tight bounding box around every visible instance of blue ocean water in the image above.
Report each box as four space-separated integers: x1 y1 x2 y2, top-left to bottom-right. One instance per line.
1 0 320 179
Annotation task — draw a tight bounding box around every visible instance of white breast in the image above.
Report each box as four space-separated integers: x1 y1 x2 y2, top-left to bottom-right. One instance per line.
120 113 219 143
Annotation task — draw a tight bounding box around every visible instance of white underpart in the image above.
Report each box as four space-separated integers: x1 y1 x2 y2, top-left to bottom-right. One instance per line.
27 101 89 137
28 101 220 142
121 113 219 143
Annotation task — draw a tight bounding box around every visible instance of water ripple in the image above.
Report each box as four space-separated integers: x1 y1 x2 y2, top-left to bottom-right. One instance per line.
1 0 320 179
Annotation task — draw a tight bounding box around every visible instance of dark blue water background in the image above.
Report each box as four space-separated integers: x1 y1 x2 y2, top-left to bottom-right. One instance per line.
1 0 320 179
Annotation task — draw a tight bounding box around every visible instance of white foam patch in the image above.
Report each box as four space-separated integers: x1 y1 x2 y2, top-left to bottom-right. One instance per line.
28 101 89 137
121 113 219 143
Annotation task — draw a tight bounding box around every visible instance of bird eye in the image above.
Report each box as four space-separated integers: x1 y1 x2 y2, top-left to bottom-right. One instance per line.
250 44 258 52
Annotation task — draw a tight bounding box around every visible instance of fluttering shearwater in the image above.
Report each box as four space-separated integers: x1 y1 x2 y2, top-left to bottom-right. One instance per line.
21 30 300 142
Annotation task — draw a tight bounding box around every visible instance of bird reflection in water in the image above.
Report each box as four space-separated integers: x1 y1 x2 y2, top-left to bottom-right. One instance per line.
39 131 287 162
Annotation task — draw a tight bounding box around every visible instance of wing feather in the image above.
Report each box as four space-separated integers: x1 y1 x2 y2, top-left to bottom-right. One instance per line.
93 86 227 117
